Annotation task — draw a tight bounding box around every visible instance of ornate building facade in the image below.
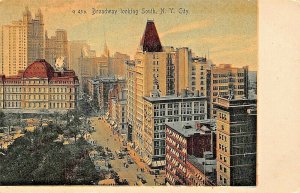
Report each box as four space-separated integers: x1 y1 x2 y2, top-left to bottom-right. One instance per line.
0 59 79 113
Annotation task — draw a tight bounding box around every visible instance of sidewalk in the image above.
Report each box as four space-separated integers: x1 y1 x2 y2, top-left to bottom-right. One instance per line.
104 119 150 174
127 145 151 173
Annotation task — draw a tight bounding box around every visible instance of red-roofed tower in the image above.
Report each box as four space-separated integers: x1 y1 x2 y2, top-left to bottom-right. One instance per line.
140 20 163 52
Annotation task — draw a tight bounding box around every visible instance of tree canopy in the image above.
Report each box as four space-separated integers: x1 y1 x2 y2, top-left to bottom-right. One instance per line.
0 123 100 185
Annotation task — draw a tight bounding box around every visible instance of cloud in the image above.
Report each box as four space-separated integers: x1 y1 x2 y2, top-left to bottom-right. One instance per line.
0 0 107 33
185 34 257 69
160 20 213 38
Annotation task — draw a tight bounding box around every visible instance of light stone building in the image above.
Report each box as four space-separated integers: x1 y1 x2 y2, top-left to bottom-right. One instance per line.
143 89 208 169
126 20 209 170
0 59 79 113
210 64 249 117
0 7 45 76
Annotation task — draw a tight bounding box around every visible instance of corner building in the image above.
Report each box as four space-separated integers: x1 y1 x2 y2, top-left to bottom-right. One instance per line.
165 121 215 185
0 59 79 113
143 91 208 169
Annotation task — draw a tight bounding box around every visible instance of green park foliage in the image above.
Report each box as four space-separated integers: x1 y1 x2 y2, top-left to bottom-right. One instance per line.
0 122 100 185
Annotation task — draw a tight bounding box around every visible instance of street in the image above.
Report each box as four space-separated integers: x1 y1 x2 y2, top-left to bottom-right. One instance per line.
89 117 164 186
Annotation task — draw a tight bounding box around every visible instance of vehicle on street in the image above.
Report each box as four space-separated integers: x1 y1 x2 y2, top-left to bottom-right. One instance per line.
150 169 160 175
127 157 134 164
119 179 129 185
107 152 113 158
117 153 124 159
137 174 147 184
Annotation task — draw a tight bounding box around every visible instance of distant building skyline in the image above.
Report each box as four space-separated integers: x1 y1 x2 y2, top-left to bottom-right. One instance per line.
45 29 69 69
0 7 44 76
0 0 257 70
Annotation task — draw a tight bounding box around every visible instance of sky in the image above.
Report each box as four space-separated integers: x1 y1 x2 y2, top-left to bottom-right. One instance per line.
0 0 257 70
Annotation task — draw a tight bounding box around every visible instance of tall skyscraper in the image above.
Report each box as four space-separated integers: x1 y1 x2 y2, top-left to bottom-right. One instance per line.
214 96 256 186
190 56 212 97
209 64 249 117
126 20 208 170
111 52 130 78
69 40 92 73
45 29 69 69
27 8 45 65
0 7 44 76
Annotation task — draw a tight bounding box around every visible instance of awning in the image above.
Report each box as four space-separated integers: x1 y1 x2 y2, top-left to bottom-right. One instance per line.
151 160 166 168
143 156 152 166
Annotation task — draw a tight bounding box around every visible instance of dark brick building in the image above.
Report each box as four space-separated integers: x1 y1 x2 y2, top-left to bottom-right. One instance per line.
165 121 215 185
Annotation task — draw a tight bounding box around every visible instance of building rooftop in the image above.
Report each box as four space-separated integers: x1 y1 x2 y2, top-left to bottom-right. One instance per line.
88 79 100 84
0 59 77 81
187 154 216 184
166 120 211 138
140 20 163 52
192 56 207 62
143 95 206 103
213 96 257 109
23 59 55 78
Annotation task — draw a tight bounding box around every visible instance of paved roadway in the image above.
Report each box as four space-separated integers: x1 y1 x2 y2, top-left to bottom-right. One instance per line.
89 117 161 186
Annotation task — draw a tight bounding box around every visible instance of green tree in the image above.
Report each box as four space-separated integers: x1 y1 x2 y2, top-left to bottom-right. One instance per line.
0 122 100 185
0 111 5 127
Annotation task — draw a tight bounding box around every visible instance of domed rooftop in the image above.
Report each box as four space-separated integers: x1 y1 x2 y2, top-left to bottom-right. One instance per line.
23 59 55 78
